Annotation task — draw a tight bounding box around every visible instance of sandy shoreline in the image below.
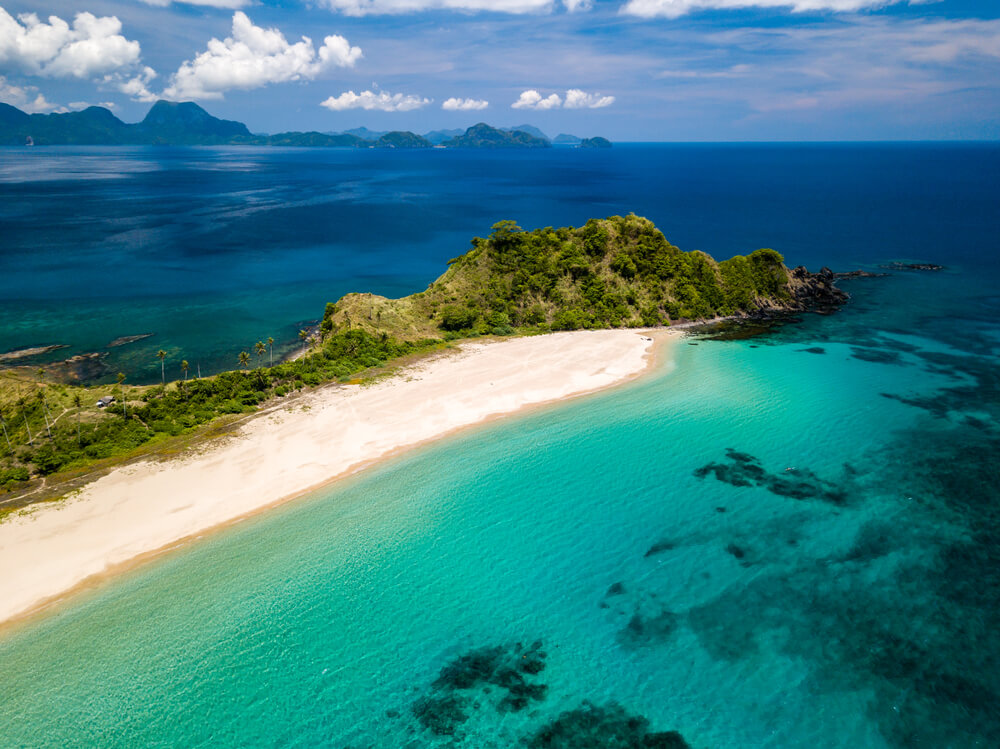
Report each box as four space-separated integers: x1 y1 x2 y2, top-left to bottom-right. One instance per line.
0 328 677 631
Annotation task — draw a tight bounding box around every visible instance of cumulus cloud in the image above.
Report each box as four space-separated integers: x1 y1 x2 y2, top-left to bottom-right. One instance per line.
564 88 614 108
164 12 362 101
110 65 158 102
442 96 488 110
0 8 141 78
140 0 249 8
512 89 614 109
320 0 580 16
66 100 115 110
511 89 562 109
620 0 926 19
320 89 431 111
0 75 55 112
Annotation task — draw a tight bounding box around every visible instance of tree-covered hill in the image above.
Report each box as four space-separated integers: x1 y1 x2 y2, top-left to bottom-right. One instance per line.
323 214 839 340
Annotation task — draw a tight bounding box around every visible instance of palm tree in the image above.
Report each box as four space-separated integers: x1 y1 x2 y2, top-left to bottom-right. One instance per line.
35 390 52 439
298 329 309 355
73 393 82 445
254 340 266 368
181 360 189 380
20 398 33 446
0 409 12 453
238 351 251 373
36 368 53 438
267 336 274 367
157 350 167 385
117 372 127 419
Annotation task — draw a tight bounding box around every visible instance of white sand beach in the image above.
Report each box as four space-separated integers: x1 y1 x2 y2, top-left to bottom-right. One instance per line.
0 329 676 629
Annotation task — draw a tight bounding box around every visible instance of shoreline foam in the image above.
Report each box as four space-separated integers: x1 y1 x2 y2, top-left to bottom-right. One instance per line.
0 329 678 632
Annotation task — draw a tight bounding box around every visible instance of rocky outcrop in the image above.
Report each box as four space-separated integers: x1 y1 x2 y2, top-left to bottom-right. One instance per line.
784 266 850 314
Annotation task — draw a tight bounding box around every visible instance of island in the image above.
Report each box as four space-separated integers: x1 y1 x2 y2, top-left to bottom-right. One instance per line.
0 215 848 627
0 100 610 149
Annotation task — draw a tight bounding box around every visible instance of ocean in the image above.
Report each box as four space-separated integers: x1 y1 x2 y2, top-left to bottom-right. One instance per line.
0 143 998 747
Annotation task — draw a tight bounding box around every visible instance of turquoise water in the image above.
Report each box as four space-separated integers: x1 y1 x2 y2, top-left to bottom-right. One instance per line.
1 145 998 746
2 271 998 747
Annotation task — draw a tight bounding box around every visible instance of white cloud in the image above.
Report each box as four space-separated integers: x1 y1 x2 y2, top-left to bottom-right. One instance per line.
0 75 55 112
442 96 488 110
0 8 141 79
512 89 614 109
111 65 158 102
512 89 562 109
320 89 431 111
564 88 614 108
164 12 362 101
620 0 928 19
140 0 249 8
66 100 115 110
320 0 581 16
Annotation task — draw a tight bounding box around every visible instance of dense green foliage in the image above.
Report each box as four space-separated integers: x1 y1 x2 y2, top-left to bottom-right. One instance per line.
327 215 793 340
0 331 437 487
579 137 612 149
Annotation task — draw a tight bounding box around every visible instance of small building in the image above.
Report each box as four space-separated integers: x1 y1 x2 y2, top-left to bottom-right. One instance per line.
96 396 115 408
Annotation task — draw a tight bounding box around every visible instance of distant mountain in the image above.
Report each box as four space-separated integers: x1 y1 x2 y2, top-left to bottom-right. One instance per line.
374 131 432 148
553 133 582 145
340 126 387 140
503 124 550 141
0 101 602 150
1 104 129 145
442 123 551 149
0 100 249 146
422 128 464 145
137 100 250 143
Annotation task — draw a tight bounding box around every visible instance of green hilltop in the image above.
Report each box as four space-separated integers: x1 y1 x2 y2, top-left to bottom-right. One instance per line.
323 214 803 340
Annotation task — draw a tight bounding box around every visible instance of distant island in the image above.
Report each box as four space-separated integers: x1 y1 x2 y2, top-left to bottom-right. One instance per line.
0 100 611 149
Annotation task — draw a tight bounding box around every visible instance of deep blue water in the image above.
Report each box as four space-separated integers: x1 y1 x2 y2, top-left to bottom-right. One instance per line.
0 144 999 748
1 143 997 382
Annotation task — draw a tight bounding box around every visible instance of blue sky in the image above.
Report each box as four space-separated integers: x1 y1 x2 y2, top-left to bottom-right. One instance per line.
1 0 997 139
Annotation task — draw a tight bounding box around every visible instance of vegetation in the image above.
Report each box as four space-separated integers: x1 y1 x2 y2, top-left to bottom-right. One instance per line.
0 331 437 492
324 214 793 341
0 214 797 498
441 124 551 149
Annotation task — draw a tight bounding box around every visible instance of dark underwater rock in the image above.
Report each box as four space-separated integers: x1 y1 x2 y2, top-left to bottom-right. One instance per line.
879 262 945 271
694 448 848 505
411 693 467 735
644 541 675 557
526 701 690 748
413 640 549 733
618 609 678 648
607 582 627 596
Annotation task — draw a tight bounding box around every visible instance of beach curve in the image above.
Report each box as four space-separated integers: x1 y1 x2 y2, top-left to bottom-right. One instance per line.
0 328 678 631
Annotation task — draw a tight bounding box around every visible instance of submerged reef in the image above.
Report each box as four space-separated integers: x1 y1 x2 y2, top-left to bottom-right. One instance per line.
693 448 848 505
411 641 548 736
526 702 690 749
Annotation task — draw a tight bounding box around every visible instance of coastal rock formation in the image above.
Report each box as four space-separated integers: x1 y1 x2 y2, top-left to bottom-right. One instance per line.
785 266 850 314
